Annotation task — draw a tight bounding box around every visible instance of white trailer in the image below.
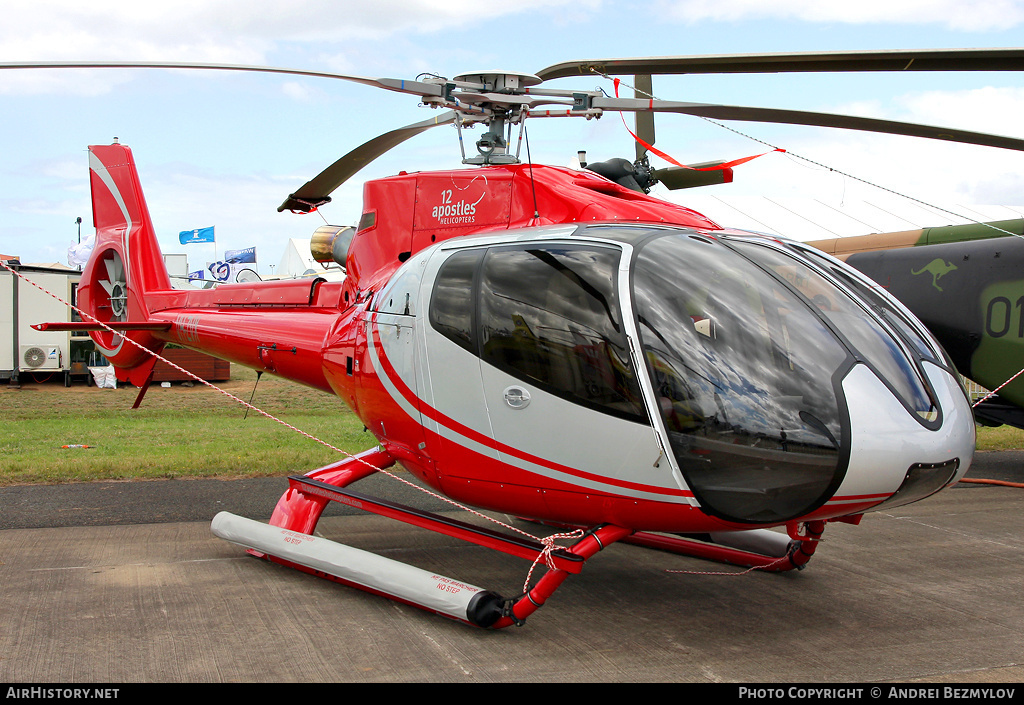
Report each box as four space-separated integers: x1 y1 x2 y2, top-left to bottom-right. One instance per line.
1 261 88 386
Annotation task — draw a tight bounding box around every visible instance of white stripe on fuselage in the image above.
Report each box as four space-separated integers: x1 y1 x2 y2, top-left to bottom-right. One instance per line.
366 317 693 504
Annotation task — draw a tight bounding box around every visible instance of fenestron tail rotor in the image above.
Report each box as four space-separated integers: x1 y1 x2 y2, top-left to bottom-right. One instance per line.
98 250 127 322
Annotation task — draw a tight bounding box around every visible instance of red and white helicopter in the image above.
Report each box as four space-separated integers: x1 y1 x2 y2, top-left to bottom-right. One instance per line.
11 49 1023 628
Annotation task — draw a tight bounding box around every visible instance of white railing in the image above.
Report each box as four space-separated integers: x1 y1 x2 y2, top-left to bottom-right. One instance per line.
962 377 990 403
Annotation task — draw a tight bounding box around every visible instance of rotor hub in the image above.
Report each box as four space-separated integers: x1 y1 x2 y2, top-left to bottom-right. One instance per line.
451 71 541 92
109 282 128 318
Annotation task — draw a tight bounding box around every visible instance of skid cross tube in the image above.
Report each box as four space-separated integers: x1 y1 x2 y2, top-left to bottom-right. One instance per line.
494 523 634 628
263 447 394 537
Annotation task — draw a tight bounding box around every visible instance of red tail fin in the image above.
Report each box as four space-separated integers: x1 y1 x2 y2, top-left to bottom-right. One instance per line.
79 143 171 384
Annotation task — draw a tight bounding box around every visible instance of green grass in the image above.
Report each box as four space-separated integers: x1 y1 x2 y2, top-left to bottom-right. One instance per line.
3 369 1022 486
975 424 1024 451
1 371 374 485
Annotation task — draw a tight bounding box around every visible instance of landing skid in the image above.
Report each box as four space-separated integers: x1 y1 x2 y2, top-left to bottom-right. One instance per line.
211 448 631 628
625 521 826 572
211 448 827 628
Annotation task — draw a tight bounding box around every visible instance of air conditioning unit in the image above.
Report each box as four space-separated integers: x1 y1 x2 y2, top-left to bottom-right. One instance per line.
21 345 62 370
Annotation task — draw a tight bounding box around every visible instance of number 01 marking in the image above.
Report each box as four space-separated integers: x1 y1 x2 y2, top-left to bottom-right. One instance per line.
985 295 1024 338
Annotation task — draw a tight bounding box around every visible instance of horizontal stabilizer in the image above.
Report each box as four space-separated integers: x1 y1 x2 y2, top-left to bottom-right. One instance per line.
32 321 172 332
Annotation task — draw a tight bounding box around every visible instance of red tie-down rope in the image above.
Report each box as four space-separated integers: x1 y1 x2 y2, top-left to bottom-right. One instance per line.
963 372 1024 487
612 78 784 172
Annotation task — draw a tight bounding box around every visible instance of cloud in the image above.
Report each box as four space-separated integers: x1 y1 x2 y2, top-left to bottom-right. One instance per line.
281 81 322 102
0 0 603 95
895 86 1024 136
0 1 602 61
655 0 1024 31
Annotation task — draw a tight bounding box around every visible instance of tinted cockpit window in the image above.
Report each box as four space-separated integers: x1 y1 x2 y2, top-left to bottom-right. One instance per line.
446 244 646 423
793 244 945 365
429 249 483 354
428 244 647 422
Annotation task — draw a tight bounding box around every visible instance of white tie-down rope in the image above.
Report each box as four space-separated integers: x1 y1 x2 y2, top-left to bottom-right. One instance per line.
0 258 581 592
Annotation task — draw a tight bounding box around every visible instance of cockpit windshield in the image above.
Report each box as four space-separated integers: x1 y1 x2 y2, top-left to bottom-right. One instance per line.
729 239 938 422
632 233 850 524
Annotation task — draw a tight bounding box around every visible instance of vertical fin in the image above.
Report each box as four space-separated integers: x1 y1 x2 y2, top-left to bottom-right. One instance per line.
79 143 170 376
88 143 172 297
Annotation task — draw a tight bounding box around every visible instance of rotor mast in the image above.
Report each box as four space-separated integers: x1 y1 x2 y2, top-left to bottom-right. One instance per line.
441 71 545 165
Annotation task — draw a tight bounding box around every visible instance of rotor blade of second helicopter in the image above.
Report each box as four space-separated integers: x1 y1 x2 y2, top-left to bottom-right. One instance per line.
535 48 1024 81
278 110 458 213
633 74 655 162
592 96 1024 153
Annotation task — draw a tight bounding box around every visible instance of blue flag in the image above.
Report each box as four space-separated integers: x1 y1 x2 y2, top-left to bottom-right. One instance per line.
179 226 215 245
225 246 256 264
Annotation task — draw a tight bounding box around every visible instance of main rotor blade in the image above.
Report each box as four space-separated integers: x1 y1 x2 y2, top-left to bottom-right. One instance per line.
536 48 1024 81
633 74 655 162
0 61 445 99
592 96 1024 153
278 110 458 213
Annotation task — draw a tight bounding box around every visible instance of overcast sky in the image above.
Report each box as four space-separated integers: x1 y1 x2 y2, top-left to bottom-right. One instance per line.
2 0 1023 270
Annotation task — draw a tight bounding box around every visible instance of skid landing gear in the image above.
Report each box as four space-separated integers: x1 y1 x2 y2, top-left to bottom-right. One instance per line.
211 448 631 628
625 521 826 573
212 448 829 627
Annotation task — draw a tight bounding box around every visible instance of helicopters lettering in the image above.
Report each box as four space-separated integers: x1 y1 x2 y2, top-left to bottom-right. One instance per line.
11 49 1023 628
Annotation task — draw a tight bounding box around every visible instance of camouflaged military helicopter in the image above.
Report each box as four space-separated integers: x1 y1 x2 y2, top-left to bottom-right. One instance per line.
809 218 1024 428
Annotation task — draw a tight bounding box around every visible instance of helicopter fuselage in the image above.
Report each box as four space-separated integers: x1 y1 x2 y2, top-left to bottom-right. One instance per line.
78 145 975 536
